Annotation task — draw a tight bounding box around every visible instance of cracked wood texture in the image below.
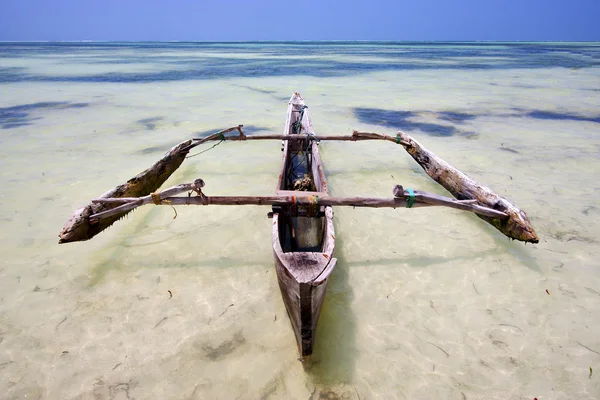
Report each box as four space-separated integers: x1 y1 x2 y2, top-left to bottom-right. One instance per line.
397 131 538 243
58 140 191 243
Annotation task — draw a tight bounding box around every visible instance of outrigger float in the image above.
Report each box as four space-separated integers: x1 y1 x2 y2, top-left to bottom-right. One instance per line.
59 92 538 359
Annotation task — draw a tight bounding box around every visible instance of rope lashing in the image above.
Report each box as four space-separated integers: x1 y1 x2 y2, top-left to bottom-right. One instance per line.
237 126 246 140
406 188 415 208
151 192 162 205
187 131 226 158
150 191 177 218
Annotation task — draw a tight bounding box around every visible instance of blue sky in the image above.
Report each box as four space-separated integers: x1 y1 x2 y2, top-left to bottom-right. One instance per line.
0 0 598 41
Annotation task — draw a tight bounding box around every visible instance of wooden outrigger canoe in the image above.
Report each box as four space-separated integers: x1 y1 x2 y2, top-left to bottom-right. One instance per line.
58 91 538 360
272 92 336 358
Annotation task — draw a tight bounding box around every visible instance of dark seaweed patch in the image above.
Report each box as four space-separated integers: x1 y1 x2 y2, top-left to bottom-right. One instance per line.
403 122 459 137
136 145 171 155
0 66 28 83
1 122 37 129
354 108 465 137
353 108 416 127
233 85 277 95
0 101 89 129
437 111 477 122
582 206 598 215
139 147 160 155
136 117 164 130
1 43 599 83
2 42 599 83
201 331 245 361
194 125 271 138
241 126 271 135
526 110 600 124
240 125 271 134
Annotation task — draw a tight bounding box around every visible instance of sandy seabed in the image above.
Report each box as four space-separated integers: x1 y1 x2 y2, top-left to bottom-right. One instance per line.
0 43 599 399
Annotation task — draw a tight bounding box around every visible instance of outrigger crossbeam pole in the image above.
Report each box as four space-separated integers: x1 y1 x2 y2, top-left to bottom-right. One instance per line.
88 180 508 222
184 125 410 149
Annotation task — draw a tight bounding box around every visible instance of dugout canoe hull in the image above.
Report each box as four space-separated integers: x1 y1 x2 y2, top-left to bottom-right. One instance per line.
272 92 337 358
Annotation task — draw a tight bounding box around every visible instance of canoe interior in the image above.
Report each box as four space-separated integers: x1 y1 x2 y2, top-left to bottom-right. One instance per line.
276 96 328 254
278 142 325 251
278 215 325 253
273 92 337 358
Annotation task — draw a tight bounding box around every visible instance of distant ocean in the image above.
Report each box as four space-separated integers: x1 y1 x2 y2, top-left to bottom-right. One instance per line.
1 42 599 399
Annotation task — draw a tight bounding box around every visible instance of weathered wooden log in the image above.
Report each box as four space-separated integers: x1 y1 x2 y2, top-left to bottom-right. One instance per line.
395 131 538 243
58 140 193 243
87 181 508 223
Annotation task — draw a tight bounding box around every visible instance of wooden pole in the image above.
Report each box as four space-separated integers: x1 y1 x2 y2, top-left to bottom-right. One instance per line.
86 181 508 223
394 130 538 244
183 125 245 151
186 127 411 146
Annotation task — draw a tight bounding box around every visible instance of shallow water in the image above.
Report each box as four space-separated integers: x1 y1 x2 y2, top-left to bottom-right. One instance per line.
1 42 600 399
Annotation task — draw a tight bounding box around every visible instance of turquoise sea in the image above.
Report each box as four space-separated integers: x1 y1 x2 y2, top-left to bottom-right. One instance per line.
1 42 600 399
